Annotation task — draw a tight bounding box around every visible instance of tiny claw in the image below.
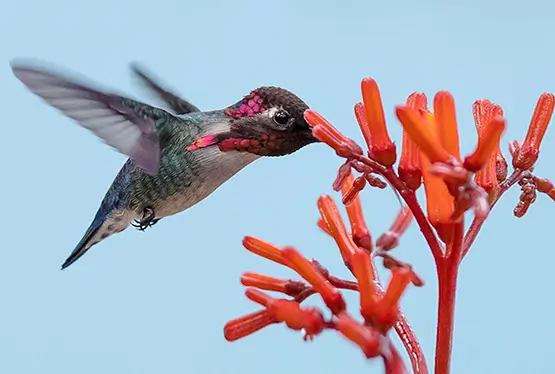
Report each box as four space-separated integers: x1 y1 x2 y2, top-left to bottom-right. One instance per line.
131 206 159 231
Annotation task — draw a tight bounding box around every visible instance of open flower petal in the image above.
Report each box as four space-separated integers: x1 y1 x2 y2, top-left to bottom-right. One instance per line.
395 105 452 164
433 91 461 161
464 116 506 173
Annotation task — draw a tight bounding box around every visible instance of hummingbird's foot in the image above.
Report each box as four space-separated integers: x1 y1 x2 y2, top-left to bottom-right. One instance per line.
131 206 159 231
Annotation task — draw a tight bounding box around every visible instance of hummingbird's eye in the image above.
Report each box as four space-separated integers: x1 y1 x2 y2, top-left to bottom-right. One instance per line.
273 110 290 125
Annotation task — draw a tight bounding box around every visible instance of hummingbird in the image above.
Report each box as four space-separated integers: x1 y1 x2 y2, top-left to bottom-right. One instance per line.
11 60 319 269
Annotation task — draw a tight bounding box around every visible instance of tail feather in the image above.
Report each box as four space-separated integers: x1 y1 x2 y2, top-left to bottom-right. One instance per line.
61 209 130 270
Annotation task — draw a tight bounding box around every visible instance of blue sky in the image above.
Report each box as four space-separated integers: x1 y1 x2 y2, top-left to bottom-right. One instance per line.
1 0 554 373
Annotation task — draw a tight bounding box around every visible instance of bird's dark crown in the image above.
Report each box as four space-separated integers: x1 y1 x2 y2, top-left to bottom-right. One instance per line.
224 86 310 127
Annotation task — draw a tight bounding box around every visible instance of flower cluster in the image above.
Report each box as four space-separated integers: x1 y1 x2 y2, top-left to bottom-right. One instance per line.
224 77 554 374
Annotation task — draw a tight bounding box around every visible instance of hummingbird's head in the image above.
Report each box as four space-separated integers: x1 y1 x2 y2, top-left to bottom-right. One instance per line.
217 86 319 156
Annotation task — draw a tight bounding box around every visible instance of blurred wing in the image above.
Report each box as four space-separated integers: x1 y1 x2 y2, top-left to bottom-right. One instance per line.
130 63 200 115
11 62 162 175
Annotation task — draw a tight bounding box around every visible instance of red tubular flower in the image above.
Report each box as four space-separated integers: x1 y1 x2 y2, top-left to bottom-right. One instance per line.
373 267 413 331
351 248 377 322
242 236 288 266
433 91 461 162
241 272 289 293
317 218 332 235
304 109 348 143
398 93 426 190
317 194 359 265
224 310 276 341
225 77 555 374
341 172 373 251
418 109 455 241
471 119 506 198
335 311 381 358
245 289 325 337
268 301 325 337
513 93 555 170
471 100 506 195
395 106 452 164
311 125 349 155
464 117 506 173
354 102 373 150
342 175 367 206
376 206 413 251
360 78 397 166
240 272 308 296
305 110 363 157
281 246 346 315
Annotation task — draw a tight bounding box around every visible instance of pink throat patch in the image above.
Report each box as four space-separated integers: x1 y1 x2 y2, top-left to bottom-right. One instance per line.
226 93 266 118
186 134 219 151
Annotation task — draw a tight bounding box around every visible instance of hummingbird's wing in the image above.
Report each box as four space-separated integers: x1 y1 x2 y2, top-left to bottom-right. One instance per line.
11 61 173 175
130 63 200 115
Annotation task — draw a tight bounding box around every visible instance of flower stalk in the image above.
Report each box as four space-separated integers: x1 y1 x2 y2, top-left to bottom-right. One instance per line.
223 78 554 374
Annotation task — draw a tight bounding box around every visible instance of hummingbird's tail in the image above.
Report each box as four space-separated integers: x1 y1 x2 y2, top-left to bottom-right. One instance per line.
61 207 131 270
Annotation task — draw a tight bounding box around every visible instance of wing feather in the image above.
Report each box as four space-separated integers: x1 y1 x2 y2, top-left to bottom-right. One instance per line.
12 62 163 175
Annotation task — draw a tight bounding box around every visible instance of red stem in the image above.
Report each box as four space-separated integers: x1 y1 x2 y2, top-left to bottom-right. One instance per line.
462 170 523 259
433 222 464 374
397 187 444 264
353 155 445 263
350 156 442 373
367 209 428 374
393 311 428 374
373 276 428 374
384 340 411 374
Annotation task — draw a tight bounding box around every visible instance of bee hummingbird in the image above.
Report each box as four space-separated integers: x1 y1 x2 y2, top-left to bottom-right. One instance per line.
11 60 319 269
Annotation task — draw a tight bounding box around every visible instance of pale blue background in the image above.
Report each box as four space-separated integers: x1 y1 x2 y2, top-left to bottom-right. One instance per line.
1 0 553 373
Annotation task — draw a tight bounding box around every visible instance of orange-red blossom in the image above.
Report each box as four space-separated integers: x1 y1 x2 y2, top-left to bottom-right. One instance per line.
224 76 554 374
305 82 553 241
224 193 420 369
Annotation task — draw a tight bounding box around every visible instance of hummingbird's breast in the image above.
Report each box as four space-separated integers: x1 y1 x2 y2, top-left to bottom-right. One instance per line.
125 132 259 219
153 146 259 217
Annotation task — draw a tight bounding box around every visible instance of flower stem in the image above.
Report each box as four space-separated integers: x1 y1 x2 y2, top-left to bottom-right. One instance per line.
461 169 523 260
434 260 458 374
394 311 428 374
352 156 444 262
433 222 463 374
373 278 428 374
